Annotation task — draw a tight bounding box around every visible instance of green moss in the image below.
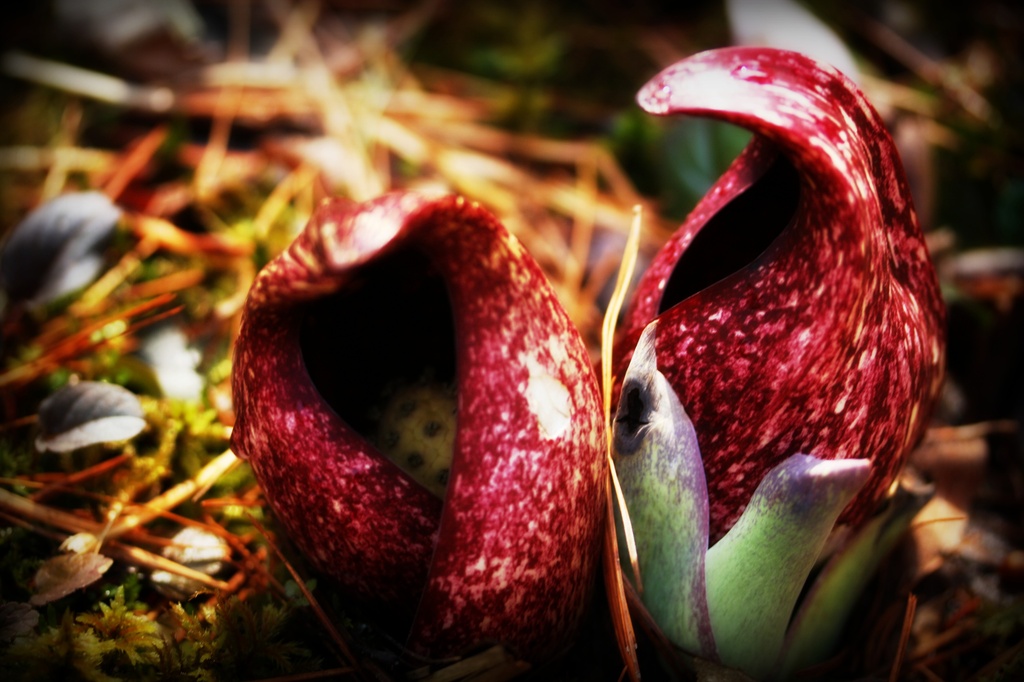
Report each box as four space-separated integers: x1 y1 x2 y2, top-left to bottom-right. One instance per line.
4 586 319 681
162 597 317 680
6 609 119 682
76 588 164 672
0 436 36 482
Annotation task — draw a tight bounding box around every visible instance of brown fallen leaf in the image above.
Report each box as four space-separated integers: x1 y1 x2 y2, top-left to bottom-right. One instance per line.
0 601 39 642
29 551 114 606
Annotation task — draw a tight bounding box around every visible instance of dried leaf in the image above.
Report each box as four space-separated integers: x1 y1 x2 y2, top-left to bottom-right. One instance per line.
52 0 204 81
726 0 859 81
53 0 202 51
35 380 146 453
0 191 122 308
29 552 114 606
137 323 204 400
150 526 230 599
0 601 40 642
61 532 101 554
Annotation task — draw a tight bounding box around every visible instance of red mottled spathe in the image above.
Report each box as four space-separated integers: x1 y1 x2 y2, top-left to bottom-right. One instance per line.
231 193 606 661
617 47 946 541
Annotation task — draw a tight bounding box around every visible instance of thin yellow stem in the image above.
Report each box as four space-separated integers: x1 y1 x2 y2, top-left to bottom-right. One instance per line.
600 205 645 682
602 205 644 589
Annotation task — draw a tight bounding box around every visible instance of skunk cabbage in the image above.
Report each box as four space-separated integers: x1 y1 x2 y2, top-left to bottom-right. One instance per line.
231 193 606 662
612 47 946 679
616 47 945 541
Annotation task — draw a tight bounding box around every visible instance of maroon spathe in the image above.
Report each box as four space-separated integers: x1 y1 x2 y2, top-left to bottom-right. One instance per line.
617 47 946 542
231 193 606 661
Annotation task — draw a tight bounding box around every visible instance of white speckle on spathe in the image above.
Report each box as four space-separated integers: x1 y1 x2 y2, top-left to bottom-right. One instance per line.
834 395 847 414
490 556 512 590
525 372 571 439
571 469 583 489
518 337 573 440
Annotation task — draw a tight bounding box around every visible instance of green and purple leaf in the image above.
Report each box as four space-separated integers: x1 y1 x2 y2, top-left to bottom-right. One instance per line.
779 482 932 677
613 321 715 659
704 454 870 679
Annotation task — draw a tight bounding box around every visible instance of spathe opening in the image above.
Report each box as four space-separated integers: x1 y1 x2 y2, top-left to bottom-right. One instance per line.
657 154 801 315
300 247 457 497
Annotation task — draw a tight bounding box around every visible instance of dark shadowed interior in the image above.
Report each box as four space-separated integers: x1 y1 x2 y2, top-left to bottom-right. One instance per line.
657 154 801 314
300 247 457 436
